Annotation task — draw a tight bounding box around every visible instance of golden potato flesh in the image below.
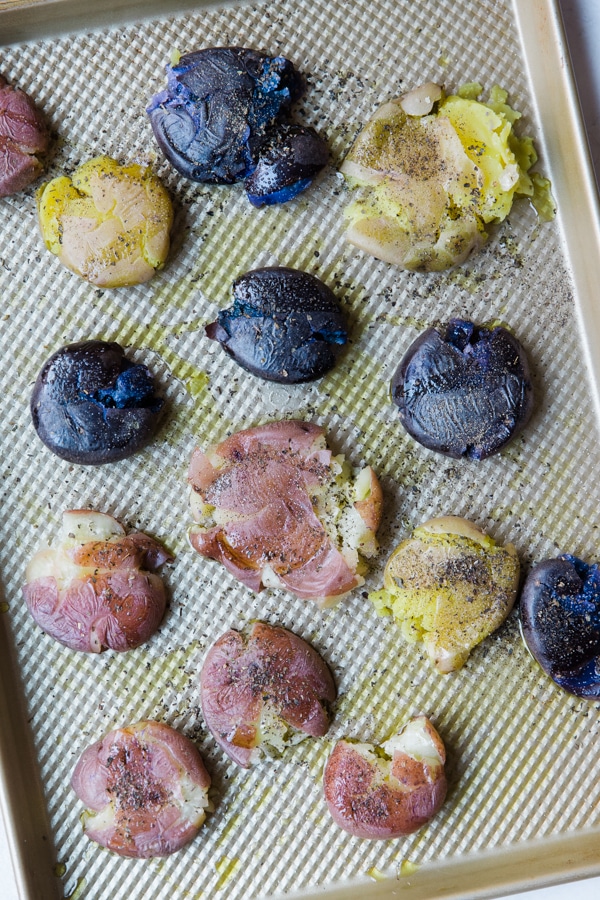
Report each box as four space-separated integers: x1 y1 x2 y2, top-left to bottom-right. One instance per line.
370 516 519 673
340 84 553 272
37 156 173 287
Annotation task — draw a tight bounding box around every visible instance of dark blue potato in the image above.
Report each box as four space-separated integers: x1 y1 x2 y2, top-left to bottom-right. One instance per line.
147 48 301 184
245 124 329 207
146 48 327 204
520 556 600 700
31 341 164 465
205 267 347 383
391 319 534 460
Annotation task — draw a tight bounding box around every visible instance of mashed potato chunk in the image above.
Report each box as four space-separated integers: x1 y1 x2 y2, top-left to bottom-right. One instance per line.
370 516 520 672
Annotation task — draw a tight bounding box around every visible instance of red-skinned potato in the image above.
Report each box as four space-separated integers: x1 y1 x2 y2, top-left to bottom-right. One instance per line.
323 716 447 839
71 720 211 858
0 75 49 197
22 509 172 652
200 621 336 767
188 419 382 607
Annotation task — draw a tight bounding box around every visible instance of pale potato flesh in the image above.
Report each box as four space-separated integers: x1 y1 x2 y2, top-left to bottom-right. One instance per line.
37 156 173 287
341 84 547 271
370 516 520 672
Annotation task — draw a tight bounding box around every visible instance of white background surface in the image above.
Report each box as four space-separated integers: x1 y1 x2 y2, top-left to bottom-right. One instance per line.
2 0 600 898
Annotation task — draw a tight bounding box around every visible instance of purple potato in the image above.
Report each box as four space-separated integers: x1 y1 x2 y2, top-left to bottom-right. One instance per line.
146 47 327 205
146 47 301 184
31 341 163 465
245 124 329 207
0 75 49 197
205 266 347 383
520 555 600 699
391 319 534 460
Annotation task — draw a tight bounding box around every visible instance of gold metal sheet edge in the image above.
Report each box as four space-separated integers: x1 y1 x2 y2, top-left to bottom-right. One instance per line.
0 612 61 900
271 829 600 900
0 0 251 46
512 0 600 435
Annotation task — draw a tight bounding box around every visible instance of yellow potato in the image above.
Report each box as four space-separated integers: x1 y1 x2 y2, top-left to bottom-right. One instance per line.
341 84 554 272
370 516 520 673
37 156 173 287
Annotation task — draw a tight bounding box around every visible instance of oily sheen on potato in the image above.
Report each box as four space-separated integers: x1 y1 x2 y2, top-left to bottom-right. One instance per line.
188 419 382 606
341 82 553 271
370 516 520 672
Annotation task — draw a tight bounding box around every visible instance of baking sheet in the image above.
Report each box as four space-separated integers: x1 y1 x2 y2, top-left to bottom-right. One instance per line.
2 0 600 898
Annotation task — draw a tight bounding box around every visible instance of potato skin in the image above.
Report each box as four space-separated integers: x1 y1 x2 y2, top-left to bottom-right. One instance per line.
205 267 347 384
200 622 336 767
30 340 163 465
392 319 534 460
323 716 447 839
0 75 49 197
244 124 329 207
520 555 600 699
23 509 172 652
71 721 211 858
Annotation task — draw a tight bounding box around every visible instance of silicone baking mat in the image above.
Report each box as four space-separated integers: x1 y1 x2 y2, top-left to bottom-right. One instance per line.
1 0 598 898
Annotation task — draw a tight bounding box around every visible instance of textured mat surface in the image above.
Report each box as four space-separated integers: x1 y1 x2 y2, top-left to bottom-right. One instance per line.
0 1 598 898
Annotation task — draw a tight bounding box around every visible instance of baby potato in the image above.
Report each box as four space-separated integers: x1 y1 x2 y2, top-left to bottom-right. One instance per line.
341 82 553 271
205 267 348 383
188 419 382 606
520 555 600 700
392 318 534 460
0 75 49 197
30 340 164 465
200 622 336 767
23 509 172 653
323 716 447 839
71 720 211 857
370 516 519 672
37 155 172 287
146 47 328 206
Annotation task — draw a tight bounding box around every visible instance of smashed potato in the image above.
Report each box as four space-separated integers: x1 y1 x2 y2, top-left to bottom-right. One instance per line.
323 716 447 839
341 83 554 271
370 516 519 672
188 420 382 607
37 156 173 287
